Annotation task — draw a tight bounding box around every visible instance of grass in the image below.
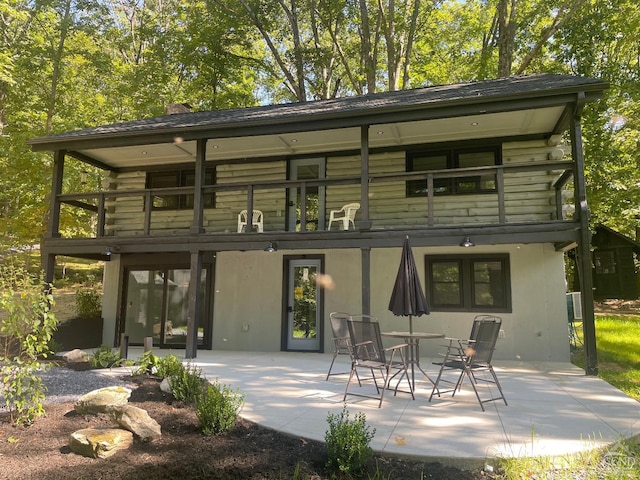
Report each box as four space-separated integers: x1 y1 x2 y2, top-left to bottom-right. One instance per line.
571 314 640 402
496 312 640 479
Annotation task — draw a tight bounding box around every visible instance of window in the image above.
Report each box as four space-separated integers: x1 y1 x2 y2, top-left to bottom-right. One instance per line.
406 146 500 197
147 168 215 209
594 251 616 275
425 254 511 312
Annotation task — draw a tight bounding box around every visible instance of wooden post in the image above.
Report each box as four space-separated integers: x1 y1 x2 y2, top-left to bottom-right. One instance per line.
185 250 203 359
571 93 598 375
190 138 206 234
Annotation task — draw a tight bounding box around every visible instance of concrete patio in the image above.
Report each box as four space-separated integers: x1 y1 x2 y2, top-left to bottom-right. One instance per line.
116 348 640 469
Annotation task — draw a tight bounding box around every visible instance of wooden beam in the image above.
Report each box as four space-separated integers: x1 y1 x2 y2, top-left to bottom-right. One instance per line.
47 150 65 238
186 250 203 359
571 92 598 376
190 139 206 234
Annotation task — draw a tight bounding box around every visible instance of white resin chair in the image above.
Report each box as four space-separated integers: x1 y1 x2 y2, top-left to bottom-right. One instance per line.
237 209 264 232
328 203 360 230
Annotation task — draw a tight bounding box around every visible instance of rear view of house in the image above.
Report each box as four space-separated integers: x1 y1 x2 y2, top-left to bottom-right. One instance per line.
29 74 608 374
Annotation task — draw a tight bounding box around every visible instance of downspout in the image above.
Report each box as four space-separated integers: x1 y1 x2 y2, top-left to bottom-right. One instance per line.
571 92 598 375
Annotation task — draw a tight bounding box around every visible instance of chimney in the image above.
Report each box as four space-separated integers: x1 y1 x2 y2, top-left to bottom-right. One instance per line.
166 103 192 115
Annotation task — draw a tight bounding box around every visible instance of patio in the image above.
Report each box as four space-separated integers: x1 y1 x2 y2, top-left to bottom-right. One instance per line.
121 348 640 469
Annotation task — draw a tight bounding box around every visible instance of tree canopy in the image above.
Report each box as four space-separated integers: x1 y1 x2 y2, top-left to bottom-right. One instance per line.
0 0 638 247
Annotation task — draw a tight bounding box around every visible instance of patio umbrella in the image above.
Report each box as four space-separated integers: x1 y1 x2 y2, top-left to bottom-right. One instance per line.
388 236 430 333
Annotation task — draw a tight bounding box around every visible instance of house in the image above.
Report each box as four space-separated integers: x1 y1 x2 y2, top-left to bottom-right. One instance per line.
591 225 640 300
28 74 608 374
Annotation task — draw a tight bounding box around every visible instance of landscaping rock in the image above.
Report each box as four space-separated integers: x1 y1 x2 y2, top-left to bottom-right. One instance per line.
160 376 172 393
62 348 89 364
69 427 133 459
74 386 132 414
107 404 162 441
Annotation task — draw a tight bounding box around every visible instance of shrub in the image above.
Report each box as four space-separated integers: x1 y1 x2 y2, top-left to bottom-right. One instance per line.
169 363 206 404
325 406 376 476
195 382 245 435
133 350 161 375
89 344 126 369
75 286 101 318
155 353 184 378
0 266 57 424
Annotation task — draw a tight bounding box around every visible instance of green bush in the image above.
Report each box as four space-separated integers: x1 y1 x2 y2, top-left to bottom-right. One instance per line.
0 266 57 425
195 382 245 435
155 353 184 379
133 350 161 375
325 406 376 476
169 363 206 404
89 344 126 369
75 286 102 318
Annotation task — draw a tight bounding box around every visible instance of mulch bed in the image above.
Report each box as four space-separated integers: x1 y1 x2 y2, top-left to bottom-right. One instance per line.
0 374 487 480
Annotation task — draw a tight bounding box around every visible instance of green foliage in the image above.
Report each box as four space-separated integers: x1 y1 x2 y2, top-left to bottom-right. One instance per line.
155 353 184 379
169 363 206 404
75 286 102 319
0 265 57 425
572 315 640 402
133 350 161 375
325 406 376 476
195 382 245 435
88 344 126 369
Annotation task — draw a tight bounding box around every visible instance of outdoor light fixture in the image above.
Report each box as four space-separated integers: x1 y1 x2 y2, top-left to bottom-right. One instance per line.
460 236 475 247
102 246 121 257
264 242 278 252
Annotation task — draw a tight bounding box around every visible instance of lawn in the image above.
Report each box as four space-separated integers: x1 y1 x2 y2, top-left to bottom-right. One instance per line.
571 314 640 402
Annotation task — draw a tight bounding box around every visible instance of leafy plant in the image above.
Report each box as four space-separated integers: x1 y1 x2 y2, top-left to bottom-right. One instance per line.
325 406 376 476
169 363 206 404
133 350 161 375
88 344 126 369
155 353 184 379
195 381 245 435
0 266 57 424
75 286 102 319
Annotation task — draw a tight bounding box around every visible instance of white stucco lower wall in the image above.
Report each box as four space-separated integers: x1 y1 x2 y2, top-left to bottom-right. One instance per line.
101 256 121 347
100 243 570 362
368 244 570 362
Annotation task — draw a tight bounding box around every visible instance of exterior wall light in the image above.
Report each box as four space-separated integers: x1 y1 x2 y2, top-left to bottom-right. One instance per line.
460 236 475 247
264 242 278 252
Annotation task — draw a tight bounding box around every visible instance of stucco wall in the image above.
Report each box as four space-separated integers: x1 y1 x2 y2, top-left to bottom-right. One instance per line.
101 257 121 347
100 244 570 361
368 244 570 362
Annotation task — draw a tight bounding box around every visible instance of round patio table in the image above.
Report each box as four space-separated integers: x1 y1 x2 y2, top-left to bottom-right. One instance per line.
381 331 444 390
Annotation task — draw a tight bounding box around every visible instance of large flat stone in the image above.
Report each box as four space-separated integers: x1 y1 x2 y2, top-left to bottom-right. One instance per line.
69 427 133 459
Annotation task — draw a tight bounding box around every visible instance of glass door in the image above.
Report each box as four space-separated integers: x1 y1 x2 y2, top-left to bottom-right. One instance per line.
288 158 325 231
122 267 209 348
285 259 322 351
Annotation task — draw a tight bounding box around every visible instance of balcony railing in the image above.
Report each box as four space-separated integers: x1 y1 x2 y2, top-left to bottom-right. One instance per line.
51 160 575 239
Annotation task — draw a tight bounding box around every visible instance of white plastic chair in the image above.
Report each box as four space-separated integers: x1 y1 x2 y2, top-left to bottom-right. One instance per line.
328 203 360 230
237 209 264 232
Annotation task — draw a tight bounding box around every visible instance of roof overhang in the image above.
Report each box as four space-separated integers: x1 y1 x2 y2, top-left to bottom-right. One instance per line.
27 74 609 171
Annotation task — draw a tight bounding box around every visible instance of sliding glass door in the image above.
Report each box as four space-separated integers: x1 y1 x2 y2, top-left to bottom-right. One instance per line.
122 267 210 348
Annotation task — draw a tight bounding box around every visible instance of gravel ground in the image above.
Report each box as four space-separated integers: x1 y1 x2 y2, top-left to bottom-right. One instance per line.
0 365 135 411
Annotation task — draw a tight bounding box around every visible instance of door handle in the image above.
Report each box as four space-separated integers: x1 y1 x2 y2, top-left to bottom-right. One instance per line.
287 306 293 312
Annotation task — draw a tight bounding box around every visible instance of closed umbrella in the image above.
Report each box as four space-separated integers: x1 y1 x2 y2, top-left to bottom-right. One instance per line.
388 236 430 334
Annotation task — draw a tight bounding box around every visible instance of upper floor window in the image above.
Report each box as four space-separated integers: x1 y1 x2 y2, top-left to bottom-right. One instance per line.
425 254 511 312
406 146 501 197
147 168 215 209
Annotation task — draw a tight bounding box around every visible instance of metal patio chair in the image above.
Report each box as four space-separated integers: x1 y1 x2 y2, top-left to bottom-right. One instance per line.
328 203 360 230
343 318 414 408
429 315 507 411
326 312 360 384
